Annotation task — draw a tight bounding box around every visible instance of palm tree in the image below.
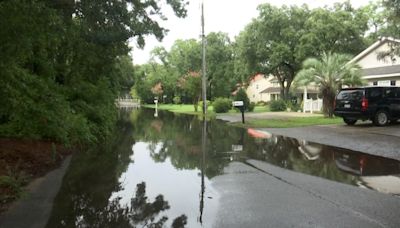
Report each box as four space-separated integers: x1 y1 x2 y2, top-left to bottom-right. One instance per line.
295 52 365 117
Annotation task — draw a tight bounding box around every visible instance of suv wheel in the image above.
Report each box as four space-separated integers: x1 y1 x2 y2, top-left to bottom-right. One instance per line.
343 118 357 125
373 110 389 126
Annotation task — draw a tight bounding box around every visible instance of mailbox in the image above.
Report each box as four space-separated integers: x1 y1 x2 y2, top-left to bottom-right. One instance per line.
232 100 245 124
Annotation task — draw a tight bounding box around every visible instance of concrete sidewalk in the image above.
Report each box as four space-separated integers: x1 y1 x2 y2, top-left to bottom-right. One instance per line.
0 156 71 228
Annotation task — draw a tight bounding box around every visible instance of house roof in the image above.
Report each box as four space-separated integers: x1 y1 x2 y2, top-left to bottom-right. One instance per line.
362 65 400 77
349 37 400 64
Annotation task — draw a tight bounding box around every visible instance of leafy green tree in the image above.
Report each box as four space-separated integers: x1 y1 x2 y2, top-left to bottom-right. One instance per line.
0 0 187 144
295 52 364 117
236 3 370 100
236 4 311 100
178 72 202 111
168 39 202 76
301 2 369 56
205 32 235 99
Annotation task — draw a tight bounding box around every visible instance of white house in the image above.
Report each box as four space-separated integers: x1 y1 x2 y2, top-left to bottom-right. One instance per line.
245 74 318 104
246 74 280 103
349 37 400 86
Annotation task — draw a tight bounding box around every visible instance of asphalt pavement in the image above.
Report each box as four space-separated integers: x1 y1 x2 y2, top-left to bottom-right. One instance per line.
217 112 400 161
260 122 400 161
212 160 400 228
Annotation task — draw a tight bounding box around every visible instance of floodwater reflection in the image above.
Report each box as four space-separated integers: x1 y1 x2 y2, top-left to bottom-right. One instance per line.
46 108 400 227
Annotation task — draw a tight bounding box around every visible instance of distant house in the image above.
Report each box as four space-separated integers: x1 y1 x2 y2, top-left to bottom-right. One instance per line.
245 74 318 103
349 37 400 86
246 74 280 103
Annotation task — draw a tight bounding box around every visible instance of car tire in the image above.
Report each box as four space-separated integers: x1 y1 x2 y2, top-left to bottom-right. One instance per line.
343 118 357 125
373 110 390 126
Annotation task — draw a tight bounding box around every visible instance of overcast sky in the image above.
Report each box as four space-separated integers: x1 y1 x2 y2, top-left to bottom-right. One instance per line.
130 0 371 65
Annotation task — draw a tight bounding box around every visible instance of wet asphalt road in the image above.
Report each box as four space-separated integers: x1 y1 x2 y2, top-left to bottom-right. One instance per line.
260 122 400 161
213 160 400 228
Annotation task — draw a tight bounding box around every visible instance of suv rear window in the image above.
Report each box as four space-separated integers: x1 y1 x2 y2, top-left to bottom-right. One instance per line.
337 90 364 100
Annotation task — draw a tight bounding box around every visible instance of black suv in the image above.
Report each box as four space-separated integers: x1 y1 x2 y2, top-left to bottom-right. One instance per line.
334 86 400 126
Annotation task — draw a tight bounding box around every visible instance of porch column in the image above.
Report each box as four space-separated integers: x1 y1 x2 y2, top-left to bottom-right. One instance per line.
303 87 307 113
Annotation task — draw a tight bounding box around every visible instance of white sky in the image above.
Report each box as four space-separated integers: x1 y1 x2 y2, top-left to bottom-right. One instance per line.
130 0 371 65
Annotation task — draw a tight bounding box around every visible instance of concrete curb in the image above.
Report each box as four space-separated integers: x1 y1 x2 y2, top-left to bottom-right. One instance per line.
0 156 72 228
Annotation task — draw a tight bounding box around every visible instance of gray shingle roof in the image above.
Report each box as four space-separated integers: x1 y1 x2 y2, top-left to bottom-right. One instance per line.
362 65 400 76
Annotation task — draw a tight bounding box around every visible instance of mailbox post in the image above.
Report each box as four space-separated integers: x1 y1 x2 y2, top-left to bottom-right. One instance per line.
154 98 159 117
232 101 245 123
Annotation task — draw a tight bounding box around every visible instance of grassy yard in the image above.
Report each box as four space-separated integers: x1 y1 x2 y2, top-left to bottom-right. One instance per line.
142 104 341 128
143 104 217 116
232 116 342 128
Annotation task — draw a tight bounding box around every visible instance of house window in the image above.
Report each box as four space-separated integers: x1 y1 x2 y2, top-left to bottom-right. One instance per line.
391 80 396 86
253 94 255 98
256 84 259 90
373 81 378 86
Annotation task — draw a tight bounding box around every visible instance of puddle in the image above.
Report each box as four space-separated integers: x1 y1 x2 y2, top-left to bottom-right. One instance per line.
45 108 400 227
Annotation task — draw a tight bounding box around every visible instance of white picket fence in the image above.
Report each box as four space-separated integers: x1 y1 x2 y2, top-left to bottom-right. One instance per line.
303 99 323 113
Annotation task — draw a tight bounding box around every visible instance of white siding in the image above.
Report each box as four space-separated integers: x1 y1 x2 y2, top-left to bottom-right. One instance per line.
357 42 400 69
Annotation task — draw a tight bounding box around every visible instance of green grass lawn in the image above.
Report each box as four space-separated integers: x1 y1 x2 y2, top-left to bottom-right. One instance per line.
143 104 217 116
142 104 340 128
233 116 342 128
253 105 270 113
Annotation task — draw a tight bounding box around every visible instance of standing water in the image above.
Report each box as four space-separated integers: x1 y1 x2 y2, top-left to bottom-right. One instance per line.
46 108 400 227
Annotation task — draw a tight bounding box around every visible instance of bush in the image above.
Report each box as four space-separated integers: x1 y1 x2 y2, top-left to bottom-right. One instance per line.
256 101 268 106
270 99 287 112
198 100 211 112
213 98 232 113
248 102 256 112
286 100 301 112
173 96 181 104
233 88 251 111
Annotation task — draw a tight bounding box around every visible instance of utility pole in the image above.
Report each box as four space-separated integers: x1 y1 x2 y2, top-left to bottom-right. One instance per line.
201 1 207 115
198 0 206 225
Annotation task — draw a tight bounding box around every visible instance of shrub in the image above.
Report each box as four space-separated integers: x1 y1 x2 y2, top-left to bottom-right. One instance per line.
213 98 232 113
198 100 211 112
256 101 267 106
173 96 181 104
233 88 251 111
248 102 256 112
270 99 287 112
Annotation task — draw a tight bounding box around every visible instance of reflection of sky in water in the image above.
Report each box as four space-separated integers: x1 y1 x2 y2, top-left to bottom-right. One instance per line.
110 142 219 228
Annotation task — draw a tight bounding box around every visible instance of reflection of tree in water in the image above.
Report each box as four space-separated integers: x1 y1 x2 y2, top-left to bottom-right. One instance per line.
130 109 232 178
68 182 187 228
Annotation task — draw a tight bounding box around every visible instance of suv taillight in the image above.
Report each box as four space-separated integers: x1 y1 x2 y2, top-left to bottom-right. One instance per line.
361 97 368 111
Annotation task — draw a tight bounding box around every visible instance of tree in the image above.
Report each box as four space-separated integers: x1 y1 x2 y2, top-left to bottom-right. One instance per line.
205 32 235 99
236 4 311 100
178 72 202 111
0 0 187 144
236 3 370 100
295 52 364 117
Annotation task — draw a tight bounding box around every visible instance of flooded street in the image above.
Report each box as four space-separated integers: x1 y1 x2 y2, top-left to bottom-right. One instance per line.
45 108 400 227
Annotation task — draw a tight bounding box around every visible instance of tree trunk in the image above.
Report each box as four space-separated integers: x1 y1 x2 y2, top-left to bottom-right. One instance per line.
322 90 335 118
284 85 291 100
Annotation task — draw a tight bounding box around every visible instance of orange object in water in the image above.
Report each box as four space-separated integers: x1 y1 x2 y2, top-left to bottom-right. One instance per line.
247 128 272 139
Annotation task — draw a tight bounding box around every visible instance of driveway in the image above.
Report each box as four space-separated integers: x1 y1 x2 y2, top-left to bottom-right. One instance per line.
259 122 400 161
